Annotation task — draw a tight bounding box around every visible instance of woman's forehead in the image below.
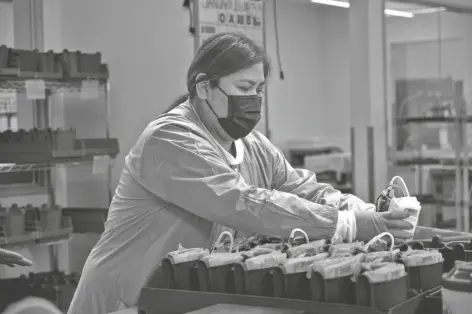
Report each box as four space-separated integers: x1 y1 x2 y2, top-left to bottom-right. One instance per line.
223 63 265 83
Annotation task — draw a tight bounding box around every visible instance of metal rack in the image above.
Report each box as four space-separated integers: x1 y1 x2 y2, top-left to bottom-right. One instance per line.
394 97 471 232
0 74 113 270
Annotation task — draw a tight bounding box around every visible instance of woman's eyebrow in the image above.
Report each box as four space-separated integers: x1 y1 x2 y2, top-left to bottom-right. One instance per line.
238 79 266 85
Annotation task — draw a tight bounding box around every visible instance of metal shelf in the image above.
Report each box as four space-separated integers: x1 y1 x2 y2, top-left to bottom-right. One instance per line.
0 153 115 173
0 224 73 250
397 116 472 124
393 150 472 166
0 76 107 94
394 158 472 166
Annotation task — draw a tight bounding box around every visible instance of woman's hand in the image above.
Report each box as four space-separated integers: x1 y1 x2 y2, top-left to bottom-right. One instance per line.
354 210 412 244
0 248 33 267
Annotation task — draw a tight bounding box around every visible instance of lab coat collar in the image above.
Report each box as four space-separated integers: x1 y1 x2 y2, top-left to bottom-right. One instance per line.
186 101 245 166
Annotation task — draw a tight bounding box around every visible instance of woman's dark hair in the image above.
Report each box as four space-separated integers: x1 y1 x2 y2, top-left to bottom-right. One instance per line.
164 32 271 114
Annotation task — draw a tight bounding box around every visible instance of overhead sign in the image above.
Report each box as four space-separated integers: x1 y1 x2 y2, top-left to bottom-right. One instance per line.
194 0 265 51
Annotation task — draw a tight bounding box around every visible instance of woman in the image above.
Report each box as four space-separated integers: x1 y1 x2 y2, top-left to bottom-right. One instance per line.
68 32 412 314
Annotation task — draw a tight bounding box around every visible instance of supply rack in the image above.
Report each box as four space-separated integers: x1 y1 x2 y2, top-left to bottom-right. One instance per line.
394 92 472 233
0 47 117 275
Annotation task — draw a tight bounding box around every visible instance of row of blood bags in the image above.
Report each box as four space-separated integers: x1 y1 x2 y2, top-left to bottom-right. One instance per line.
165 230 443 287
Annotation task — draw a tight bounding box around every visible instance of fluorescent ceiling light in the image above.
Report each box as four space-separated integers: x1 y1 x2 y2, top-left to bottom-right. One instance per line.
409 7 446 14
311 0 414 18
384 9 415 18
311 0 349 8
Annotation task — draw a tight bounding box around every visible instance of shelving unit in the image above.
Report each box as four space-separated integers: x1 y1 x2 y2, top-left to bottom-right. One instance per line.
0 48 117 279
393 90 471 232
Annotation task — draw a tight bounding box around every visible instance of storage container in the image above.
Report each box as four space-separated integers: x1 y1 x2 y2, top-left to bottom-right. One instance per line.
441 261 472 314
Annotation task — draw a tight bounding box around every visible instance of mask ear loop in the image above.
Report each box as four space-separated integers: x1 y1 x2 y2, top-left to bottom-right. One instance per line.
363 232 395 252
289 228 309 247
212 231 234 254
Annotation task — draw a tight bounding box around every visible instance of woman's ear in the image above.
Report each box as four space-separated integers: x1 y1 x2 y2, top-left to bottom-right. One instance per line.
195 73 210 100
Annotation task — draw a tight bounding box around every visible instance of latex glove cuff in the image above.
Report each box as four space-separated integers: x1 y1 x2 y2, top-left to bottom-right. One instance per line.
334 210 357 243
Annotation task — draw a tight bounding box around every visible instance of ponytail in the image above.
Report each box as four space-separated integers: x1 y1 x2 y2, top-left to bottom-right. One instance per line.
162 93 190 114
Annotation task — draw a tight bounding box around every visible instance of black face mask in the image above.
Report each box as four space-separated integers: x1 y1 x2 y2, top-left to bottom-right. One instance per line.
206 86 262 140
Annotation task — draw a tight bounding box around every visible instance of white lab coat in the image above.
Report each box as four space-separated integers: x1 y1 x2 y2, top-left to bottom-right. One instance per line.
67 101 374 314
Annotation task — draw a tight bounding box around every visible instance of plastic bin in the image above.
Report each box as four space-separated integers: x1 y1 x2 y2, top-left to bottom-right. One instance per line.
405 261 443 291
196 260 236 294
444 240 472 261
12 49 38 72
52 129 76 151
161 257 200 291
78 52 102 73
355 274 408 313
233 263 275 297
24 205 63 233
309 271 354 304
272 267 311 300
61 50 108 79
0 205 25 237
404 226 472 272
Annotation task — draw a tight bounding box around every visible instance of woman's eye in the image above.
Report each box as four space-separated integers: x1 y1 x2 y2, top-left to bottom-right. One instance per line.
238 86 251 92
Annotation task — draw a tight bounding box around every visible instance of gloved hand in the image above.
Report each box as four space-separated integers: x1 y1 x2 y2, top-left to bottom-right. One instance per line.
354 210 412 244
0 248 32 267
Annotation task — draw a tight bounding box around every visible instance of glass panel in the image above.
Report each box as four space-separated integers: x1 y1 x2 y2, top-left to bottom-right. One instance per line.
386 1 472 231
0 1 16 133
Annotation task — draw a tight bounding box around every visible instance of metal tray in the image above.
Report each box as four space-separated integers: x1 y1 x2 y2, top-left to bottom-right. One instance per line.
137 287 439 314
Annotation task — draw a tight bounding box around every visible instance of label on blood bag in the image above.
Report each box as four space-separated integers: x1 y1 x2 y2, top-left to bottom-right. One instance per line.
336 264 354 277
405 207 420 217
284 256 321 274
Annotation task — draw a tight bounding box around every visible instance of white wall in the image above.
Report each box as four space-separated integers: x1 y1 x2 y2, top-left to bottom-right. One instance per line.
318 6 351 150
264 0 327 147
0 1 13 46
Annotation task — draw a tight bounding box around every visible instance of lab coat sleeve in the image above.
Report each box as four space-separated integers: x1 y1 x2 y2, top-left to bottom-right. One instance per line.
138 125 339 239
270 147 375 213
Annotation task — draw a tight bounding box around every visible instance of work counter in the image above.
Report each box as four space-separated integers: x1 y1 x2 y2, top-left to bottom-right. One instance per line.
110 304 304 314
